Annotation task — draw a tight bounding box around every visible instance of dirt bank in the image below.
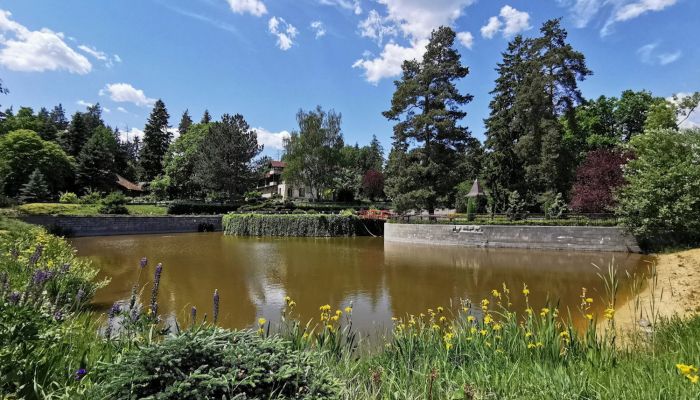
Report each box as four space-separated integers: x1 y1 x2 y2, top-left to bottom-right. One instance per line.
616 249 700 331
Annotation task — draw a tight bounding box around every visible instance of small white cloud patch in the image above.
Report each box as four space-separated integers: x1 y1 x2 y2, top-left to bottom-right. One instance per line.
319 0 362 15
637 42 682 66
253 127 291 150
77 44 121 68
481 6 531 39
226 0 267 17
456 31 474 49
268 16 298 51
310 21 326 39
100 83 156 107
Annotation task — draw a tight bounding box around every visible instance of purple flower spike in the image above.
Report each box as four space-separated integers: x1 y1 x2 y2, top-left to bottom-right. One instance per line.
75 288 85 304
60 263 70 274
75 368 87 381
213 289 220 324
190 306 197 324
139 257 148 269
149 263 163 314
28 244 44 267
32 269 53 285
8 291 20 305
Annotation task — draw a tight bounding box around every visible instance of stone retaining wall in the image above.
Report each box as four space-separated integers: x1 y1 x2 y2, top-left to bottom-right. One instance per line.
385 223 641 253
19 215 222 237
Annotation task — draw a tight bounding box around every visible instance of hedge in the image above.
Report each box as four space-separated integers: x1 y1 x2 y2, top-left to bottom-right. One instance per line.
167 201 241 215
223 213 384 237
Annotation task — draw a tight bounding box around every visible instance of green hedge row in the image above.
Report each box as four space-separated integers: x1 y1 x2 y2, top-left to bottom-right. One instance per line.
167 201 242 215
223 213 384 237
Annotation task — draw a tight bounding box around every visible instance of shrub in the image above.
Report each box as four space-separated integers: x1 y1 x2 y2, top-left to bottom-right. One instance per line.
167 201 240 215
58 192 79 204
98 192 129 215
19 169 51 203
91 328 340 399
617 128 700 247
570 149 630 213
223 213 383 237
79 190 103 204
505 191 528 221
542 192 568 219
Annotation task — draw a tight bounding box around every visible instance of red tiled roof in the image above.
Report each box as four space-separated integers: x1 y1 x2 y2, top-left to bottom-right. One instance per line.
115 174 145 192
270 161 287 168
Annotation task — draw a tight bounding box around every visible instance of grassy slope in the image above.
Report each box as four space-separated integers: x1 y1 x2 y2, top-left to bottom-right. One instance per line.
6 203 167 216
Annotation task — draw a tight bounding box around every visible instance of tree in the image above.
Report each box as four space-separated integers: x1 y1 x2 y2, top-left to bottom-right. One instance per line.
178 109 193 136
162 123 208 198
139 100 171 181
615 90 655 141
194 114 262 200
76 126 119 192
0 129 74 197
673 92 700 126
617 128 700 246
49 104 69 131
19 169 50 203
644 98 677 131
362 170 384 201
59 112 91 157
569 149 629 213
383 26 474 214
283 106 344 200
201 109 212 124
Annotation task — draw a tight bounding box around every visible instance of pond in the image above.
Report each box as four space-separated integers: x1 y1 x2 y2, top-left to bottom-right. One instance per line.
72 232 652 337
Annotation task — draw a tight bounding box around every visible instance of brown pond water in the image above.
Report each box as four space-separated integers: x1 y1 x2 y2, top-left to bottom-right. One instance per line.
72 232 653 337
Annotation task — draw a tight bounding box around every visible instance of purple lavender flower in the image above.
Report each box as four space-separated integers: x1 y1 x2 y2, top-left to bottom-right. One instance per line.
27 244 44 268
32 269 53 285
149 263 163 315
190 306 197 324
213 289 220 324
105 303 121 339
59 263 70 274
8 291 20 305
53 310 64 322
139 257 148 269
75 287 85 304
74 368 87 381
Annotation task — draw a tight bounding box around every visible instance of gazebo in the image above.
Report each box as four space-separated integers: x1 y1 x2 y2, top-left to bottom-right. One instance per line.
466 178 484 198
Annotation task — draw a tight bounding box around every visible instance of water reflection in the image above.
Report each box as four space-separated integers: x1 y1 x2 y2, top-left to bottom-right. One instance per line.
72 233 652 336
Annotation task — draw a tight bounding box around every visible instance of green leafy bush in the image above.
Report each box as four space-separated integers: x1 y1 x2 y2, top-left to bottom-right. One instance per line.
223 213 383 237
79 189 103 204
167 201 241 215
505 191 528 221
98 192 129 215
91 328 340 399
59 192 79 204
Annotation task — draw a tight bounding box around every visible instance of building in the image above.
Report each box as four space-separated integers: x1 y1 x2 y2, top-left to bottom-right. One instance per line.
258 160 313 200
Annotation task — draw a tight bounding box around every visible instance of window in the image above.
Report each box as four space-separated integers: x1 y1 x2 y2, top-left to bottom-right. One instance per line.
287 188 293 198
299 187 305 198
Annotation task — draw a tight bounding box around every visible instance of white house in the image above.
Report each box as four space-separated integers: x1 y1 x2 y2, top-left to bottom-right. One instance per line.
257 160 313 200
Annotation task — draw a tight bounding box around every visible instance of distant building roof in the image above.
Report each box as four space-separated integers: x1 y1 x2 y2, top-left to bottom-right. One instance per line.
115 174 145 192
271 161 287 168
466 178 484 197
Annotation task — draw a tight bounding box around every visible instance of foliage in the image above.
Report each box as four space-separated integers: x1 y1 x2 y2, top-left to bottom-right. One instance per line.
617 128 700 247
570 149 629 213
542 192 568 219
178 109 193 136
194 114 262 200
79 189 103 204
19 169 51 203
223 213 383 237
645 98 678 131
16 203 166 216
162 123 208 199
59 192 79 204
76 126 119 192
454 180 474 214
0 129 74 197
92 327 341 399
384 26 475 214
140 99 172 181
361 169 384 201
505 191 528 221
167 201 240 215
283 106 344 200
98 192 129 215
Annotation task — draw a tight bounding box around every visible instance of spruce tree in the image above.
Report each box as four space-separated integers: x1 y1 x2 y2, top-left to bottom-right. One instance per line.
50 104 69 131
383 26 474 214
201 109 212 124
60 112 90 157
139 99 171 181
76 127 118 192
178 109 193 135
19 169 50 203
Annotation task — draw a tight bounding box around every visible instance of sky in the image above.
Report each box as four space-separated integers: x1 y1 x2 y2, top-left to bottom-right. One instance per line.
0 0 698 157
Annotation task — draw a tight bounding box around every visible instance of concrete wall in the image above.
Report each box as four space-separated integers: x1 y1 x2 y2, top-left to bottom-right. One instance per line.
385 223 641 253
19 215 222 237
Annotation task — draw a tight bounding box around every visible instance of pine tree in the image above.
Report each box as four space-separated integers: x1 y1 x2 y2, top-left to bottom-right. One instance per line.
383 26 474 214
139 100 171 181
201 109 211 124
178 109 193 135
76 127 118 192
60 112 90 157
49 104 69 131
19 169 50 203
36 107 57 141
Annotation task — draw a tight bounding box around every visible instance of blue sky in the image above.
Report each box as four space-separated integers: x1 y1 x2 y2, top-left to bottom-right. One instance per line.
0 0 697 157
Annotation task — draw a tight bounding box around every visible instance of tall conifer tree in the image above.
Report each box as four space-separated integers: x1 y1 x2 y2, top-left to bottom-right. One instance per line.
139 100 171 181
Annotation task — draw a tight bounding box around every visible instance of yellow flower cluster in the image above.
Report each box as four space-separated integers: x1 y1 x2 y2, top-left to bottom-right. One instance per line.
677 363 699 384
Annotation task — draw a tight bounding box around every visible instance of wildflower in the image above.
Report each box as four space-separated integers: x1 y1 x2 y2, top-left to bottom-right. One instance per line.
536 342 544 348
540 308 550 317
467 315 475 323
345 306 352 314
74 368 87 381
470 327 477 334
522 284 530 296
326 324 334 332
525 308 533 316
481 299 490 309
258 317 266 326
335 309 342 317
560 330 570 339
190 306 197 324
439 316 448 324
502 283 510 294
8 291 20 305
479 329 487 336
585 298 593 304
331 315 340 322
320 304 331 312
586 314 593 320
432 324 441 330
213 289 220 324
525 332 533 338
437 306 444 313
491 289 501 299
149 263 163 313
688 375 699 384
288 300 296 308
139 257 148 269
302 332 309 340
604 308 615 320
527 343 536 349
493 323 502 331
677 364 699 375
484 314 493 325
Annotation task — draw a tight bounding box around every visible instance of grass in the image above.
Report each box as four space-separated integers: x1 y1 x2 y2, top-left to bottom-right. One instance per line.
9 202 167 216
390 215 620 227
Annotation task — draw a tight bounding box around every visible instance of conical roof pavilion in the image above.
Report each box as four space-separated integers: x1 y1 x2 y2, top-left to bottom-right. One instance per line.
466 178 484 197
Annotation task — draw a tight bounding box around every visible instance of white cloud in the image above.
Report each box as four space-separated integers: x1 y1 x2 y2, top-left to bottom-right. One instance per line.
456 31 474 49
637 42 682 65
558 0 678 36
353 0 475 84
117 106 128 113
76 99 93 108
359 9 397 46
100 83 156 107
254 127 291 150
481 6 531 39
558 0 605 28
226 0 267 17
268 17 298 51
310 21 326 38
0 10 91 74
667 92 700 128
119 127 145 142
614 0 677 22
77 44 121 68
319 0 362 15
480 16 501 39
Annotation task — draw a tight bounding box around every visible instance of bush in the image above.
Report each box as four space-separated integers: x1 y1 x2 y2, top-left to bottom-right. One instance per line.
79 190 102 204
167 201 240 215
98 192 129 215
223 213 384 237
91 328 340 399
505 191 528 221
617 128 700 247
570 149 630 213
58 192 79 204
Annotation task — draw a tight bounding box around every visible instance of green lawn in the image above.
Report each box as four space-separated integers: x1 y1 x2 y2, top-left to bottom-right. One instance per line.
2 203 167 216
